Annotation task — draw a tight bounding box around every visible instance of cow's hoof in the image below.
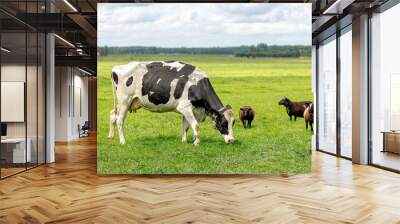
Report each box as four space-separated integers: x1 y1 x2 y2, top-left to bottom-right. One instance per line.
182 137 187 143
107 135 114 139
193 139 200 146
120 140 126 145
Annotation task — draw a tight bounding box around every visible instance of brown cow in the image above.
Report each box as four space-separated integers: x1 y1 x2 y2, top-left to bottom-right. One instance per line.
239 106 255 128
278 97 312 121
303 103 314 131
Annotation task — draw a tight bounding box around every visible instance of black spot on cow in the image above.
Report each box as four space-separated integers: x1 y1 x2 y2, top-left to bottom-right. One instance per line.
174 63 195 99
188 78 228 135
188 78 224 115
142 62 195 105
215 113 229 135
126 76 133 87
112 72 118 85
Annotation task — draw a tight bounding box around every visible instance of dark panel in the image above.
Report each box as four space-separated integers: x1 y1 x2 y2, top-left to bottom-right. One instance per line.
313 14 352 44
15 13 82 32
55 56 96 75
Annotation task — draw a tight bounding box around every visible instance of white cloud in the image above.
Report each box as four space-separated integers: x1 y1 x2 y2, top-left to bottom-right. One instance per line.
98 3 311 47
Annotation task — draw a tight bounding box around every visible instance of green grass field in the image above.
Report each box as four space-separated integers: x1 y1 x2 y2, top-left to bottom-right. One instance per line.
97 54 312 174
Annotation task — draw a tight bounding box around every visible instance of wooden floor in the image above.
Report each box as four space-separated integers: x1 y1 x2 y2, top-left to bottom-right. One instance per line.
1 135 400 223
372 151 400 171
1 167 26 178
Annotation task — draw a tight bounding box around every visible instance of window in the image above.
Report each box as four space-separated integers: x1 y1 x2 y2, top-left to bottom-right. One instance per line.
370 3 400 171
339 27 352 158
0 2 46 179
317 35 337 154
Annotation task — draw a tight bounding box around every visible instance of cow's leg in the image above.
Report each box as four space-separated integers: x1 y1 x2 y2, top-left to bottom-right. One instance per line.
294 116 297 121
248 120 252 128
242 120 246 128
116 103 129 145
310 122 313 132
108 108 117 139
305 121 308 130
182 116 190 143
181 111 200 145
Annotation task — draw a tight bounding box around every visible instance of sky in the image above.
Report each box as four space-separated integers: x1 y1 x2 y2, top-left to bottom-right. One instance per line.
98 3 311 47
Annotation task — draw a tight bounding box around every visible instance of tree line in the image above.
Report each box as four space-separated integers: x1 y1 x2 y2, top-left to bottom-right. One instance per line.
98 43 311 58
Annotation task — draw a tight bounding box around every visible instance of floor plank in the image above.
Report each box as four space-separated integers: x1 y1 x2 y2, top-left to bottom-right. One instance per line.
1 135 400 223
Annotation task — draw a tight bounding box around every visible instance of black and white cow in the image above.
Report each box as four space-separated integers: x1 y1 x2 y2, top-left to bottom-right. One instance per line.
108 61 235 145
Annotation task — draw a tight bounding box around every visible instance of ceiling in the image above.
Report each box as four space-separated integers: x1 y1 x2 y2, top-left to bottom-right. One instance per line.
311 0 390 43
0 0 394 75
0 0 97 74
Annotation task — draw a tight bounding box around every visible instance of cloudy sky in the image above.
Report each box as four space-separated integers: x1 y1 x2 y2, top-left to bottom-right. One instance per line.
98 3 311 47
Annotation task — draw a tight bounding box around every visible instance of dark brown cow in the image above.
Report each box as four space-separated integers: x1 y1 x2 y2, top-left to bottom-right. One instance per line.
278 97 312 121
303 103 314 131
239 106 255 128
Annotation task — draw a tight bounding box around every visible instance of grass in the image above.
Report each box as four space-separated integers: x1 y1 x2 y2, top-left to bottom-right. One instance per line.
97 54 312 174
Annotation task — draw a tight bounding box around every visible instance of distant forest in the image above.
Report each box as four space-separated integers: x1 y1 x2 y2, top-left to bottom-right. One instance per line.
98 43 311 58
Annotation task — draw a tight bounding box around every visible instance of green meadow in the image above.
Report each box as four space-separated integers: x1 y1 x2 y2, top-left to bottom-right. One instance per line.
97 54 312 174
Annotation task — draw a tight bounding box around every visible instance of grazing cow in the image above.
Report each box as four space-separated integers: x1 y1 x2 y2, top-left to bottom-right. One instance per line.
303 103 314 131
108 61 235 146
278 97 312 121
239 106 255 128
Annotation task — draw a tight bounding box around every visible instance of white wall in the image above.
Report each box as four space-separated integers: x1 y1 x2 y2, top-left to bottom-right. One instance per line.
54 67 89 141
71 73 89 138
1 65 25 81
1 65 26 140
1 63 46 164
55 67 69 141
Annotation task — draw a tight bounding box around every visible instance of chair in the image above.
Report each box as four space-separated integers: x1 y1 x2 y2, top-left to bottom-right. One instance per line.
79 121 90 138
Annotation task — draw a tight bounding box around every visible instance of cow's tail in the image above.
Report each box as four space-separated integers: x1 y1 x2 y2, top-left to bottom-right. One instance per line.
111 77 117 115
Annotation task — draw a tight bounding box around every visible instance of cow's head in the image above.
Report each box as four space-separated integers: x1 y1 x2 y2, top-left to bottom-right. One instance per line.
215 105 235 144
308 103 314 114
240 107 252 117
278 97 290 107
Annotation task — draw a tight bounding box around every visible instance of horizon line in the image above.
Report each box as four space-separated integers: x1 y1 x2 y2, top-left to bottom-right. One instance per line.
98 44 312 48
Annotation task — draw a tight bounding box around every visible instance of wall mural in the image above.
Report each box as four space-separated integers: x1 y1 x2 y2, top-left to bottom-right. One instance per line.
97 3 312 174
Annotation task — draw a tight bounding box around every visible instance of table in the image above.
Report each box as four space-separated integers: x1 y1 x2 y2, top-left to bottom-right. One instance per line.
1 138 32 163
381 131 400 154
